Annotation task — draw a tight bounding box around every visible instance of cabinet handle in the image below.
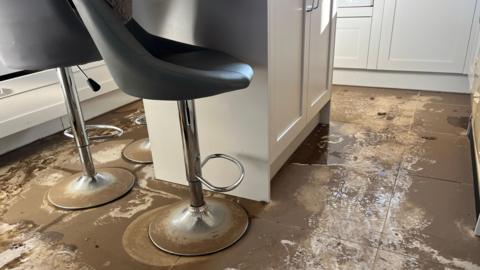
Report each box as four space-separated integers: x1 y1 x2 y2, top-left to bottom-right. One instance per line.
306 0 315 12
313 0 320 10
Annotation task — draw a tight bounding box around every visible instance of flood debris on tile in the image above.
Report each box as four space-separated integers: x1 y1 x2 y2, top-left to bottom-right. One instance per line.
368 118 479 269
122 207 180 268
412 103 471 136
0 221 93 270
1 86 478 270
331 86 419 131
279 234 377 270
0 136 76 217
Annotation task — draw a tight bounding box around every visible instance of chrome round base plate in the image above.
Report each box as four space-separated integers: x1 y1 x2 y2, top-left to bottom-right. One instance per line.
47 168 135 210
148 197 249 256
122 138 153 164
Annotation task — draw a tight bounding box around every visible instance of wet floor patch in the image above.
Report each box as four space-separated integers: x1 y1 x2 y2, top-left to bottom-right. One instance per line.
0 86 478 269
0 220 93 270
412 103 471 136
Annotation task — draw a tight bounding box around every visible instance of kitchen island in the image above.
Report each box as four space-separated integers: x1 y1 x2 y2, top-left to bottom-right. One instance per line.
133 0 336 201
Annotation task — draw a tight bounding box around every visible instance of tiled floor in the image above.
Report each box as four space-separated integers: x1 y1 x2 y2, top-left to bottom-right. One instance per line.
0 85 478 269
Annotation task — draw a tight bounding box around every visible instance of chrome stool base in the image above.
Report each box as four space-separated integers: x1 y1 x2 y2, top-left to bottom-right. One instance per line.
47 168 135 210
147 100 248 256
123 138 153 164
148 197 249 256
47 67 135 210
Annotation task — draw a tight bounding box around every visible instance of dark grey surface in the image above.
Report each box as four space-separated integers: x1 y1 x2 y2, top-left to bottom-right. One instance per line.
73 0 253 101
0 0 100 70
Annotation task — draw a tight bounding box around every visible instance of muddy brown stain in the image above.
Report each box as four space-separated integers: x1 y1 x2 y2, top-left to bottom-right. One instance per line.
447 116 469 130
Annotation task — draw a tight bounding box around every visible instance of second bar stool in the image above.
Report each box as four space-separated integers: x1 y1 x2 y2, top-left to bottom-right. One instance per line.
0 0 135 210
122 114 153 164
75 0 253 255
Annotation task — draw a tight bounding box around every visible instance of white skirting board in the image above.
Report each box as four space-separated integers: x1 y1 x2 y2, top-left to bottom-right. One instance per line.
0 62 138 155
0 90 137 155
333 69 470 93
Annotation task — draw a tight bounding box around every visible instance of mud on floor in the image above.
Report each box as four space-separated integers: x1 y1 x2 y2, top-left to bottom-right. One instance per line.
0 86 478 270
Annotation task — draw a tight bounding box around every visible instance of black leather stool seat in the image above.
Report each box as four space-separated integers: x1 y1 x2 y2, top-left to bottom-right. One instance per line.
73 0 253 256
0 0 100 70
74 0 253 101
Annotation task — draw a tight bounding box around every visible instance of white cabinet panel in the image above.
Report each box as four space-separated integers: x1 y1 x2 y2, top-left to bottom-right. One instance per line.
378 0 476 73
337 0 374 7
334 17 371 69
269 0 308 159
0 63 15 77
306 0 335 120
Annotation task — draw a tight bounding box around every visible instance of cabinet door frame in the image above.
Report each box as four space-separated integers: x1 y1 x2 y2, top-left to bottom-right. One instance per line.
306 0 335 121
268 0 309 160
366 0 386 69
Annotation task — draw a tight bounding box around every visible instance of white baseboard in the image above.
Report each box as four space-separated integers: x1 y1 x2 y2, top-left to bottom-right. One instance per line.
0 90 138 155
0 62 139 155
0 64 123 138
0 118 65 155
333 69 470 93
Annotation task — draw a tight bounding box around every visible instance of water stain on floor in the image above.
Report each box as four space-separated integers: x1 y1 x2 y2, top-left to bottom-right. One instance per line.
0 86 478 269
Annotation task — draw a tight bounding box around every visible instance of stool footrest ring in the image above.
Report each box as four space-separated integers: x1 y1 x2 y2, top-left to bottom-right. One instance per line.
134 115 147 126
196 153 245 193
64 124 124 141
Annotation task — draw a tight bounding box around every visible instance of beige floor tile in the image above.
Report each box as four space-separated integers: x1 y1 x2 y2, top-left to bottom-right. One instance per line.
374 249 450 270
380 174 480 268
331 86 419 131
259 164 392 247
402 131 473 184
289 121 408 182
41 185 183 270
417 91 471 106
174 218 377 270
1 86 478 270
412 103 470 136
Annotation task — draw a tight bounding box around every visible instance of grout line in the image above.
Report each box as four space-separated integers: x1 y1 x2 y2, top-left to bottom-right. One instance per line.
412 128 468 138
36 213 69 233
407 91 421 132
253 216 305 231
371 145 407 268
409 173 474 186
169 256 181 270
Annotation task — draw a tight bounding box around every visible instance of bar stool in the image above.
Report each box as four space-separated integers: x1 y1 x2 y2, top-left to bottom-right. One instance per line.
0 0 135 210
74 0 253 256
122 114 153 164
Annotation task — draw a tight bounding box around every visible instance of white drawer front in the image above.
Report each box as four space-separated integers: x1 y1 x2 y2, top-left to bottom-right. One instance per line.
337 0 374 7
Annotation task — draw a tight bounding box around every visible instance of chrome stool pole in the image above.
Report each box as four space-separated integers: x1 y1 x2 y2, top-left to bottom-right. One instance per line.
148 100 249 256
47 67 135 210
122 114 153 164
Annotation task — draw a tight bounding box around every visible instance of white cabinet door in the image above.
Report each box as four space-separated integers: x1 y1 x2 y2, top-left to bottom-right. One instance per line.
377 0 476 73
269 0 308 160
306 0 334 121
334 17 371 69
